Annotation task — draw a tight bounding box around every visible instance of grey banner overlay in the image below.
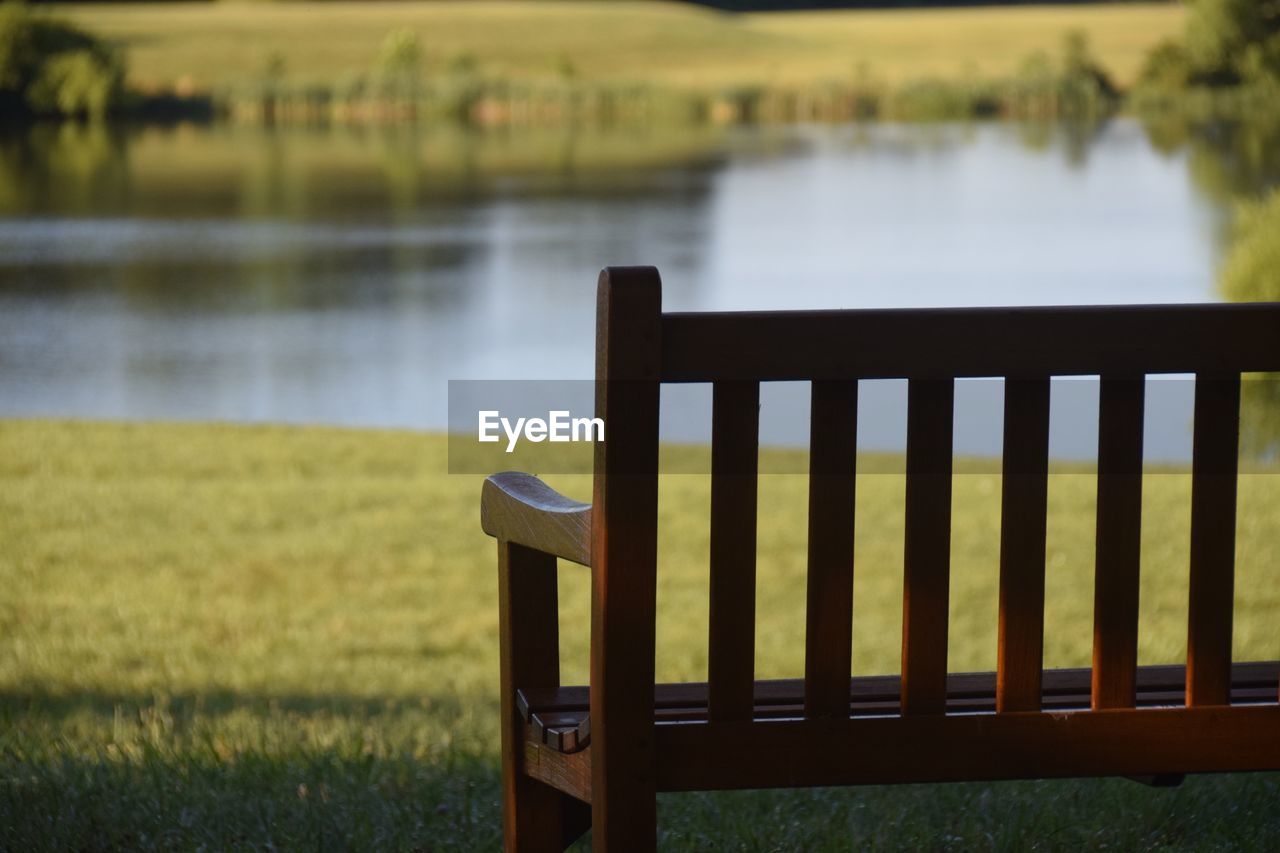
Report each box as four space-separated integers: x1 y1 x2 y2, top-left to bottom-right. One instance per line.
448 378 1280 474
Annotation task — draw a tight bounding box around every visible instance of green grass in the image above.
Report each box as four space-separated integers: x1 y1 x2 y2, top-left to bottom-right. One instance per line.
3 419 1279 849
60 1 1184 94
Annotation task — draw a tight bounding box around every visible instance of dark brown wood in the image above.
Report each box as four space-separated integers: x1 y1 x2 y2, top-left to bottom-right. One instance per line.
708 380 761 722
654 705 1280 792
589 266 662 851
517 662 1280 753
533 684 1280 736
482 473 592 566
997 377 1051 712
661 303 1280 382
523 738 592 804
498 540 569 851
1092 376 1146 709
483 278 1280 847
561 799 593 850
519 661 1280 719
805 380 859 718
1187 373 1242 707
901 379 954 716
531 710 590 753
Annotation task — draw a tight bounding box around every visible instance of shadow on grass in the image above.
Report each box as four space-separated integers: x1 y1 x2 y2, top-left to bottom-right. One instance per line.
0 685 480 723
661 774 1280 850
0 687 505 850
1 739 505 851
3 688 1279 850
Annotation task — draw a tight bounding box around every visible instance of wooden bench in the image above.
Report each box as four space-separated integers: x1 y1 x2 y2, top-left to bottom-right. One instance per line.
480 266 1280 851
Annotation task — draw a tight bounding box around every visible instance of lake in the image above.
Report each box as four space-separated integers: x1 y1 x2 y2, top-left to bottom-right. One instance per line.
1 117 1275 459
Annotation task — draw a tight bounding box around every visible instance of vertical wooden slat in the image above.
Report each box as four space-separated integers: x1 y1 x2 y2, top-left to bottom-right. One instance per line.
708 380 760 723
901 378 954 716
1092 376 1146 710
590 266 662 850
498 541 567 851
804 380 858 718
1187 373 1241 707
996 377 1051 713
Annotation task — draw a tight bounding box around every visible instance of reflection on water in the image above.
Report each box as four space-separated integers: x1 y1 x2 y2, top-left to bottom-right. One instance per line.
0 117 1277 444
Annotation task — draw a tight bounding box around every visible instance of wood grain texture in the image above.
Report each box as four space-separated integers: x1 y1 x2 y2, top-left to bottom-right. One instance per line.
1187 373 1241 707
517 662 1280 754
1092 376 1146 710
997 377 1051 713
498 541 569 851
661 303 1280 382
589 266 663 851
901 379 954 716
708 380 760 723
482 473 592 566
523 738 592 804
526 683 1280 732
654 705 1280 792
805 380 858 718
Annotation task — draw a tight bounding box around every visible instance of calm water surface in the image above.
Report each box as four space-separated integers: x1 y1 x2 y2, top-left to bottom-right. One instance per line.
0 119 1261 449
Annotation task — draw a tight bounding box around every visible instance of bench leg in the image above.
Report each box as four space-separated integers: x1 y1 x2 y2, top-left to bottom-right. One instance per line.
503 769 573 852
590 791 656 852
498 540 578 851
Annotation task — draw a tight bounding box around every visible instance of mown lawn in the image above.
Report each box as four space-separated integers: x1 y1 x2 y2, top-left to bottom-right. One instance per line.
61 1 1183 93
2 419 1278 849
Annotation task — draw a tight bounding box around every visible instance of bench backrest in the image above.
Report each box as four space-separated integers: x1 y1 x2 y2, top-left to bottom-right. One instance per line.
587 266 1280 788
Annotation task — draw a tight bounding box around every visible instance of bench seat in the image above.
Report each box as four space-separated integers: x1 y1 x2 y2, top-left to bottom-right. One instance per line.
520 661 1280 754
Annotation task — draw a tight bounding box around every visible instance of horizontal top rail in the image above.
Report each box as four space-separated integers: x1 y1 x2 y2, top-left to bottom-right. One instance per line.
660 302 1280 382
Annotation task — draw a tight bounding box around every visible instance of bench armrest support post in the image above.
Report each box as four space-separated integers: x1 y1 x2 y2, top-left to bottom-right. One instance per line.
483 472 592 849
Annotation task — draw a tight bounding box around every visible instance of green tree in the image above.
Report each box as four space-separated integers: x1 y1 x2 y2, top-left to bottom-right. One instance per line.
0 1 124 119
377 28 422 78
374 27 423 108
1137 38 1193 91
1059 29 1117 102
26 48 122 117
1221 187 1280 304
1185 0 1280 83
1219 186 1280 458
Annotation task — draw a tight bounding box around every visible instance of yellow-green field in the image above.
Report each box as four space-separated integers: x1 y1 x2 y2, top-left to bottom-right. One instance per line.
61 1 1184 94
3 419 1279 848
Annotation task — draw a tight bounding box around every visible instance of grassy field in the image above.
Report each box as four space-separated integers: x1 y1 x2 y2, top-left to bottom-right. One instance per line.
61 1 1184 94
3 419 1279 849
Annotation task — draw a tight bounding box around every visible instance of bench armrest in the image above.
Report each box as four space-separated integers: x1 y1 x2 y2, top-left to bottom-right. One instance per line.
480 472 592 566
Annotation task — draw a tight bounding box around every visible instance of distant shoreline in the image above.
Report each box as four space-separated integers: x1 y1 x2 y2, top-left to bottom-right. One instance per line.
62 2 1180 95
36 1 1188 126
